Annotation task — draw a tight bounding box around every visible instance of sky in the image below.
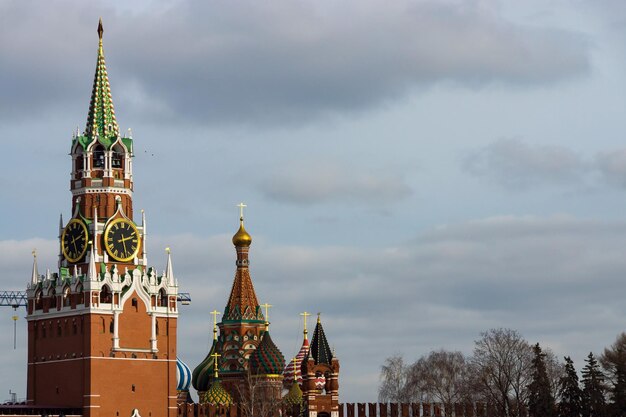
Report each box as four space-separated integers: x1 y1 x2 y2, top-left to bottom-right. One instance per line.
2 0 626 404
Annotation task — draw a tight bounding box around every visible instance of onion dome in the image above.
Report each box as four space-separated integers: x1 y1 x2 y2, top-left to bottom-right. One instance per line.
283 338 309 387
250 331 286 376
201 380 232 406
176 357 192 392
283 381 303 406
192 339 219 392
232 218 252 247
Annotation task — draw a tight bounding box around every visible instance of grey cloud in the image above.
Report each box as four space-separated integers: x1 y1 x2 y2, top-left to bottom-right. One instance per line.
258 161 412 205
463 139 626 191
0 0 591 127
596 149 626 187
4 215 626 402
462 138 587 189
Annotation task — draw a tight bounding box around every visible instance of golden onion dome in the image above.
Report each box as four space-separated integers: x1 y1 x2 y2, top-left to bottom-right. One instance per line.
232 218 252 247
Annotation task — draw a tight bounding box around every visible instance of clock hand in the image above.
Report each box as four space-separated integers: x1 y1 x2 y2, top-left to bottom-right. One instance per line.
71 235 78 253
118 235 130 255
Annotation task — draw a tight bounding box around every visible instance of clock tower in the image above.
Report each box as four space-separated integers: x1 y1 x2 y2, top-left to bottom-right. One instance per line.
26 20 179 417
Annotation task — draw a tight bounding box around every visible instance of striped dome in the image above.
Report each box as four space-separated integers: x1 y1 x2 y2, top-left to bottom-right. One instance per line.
250 331 285 376
283 338 309 387
201 380 233 406
176 357 192 391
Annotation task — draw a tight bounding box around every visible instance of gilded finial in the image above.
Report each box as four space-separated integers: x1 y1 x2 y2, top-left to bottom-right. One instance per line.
32 249 37 259
165 247 171 254
300 311 310 340
210 310 220 341
232 202 252 247
261 303 272 330
211 352 221 379
97 18 104 40
317 312 321 324
237 202 247 221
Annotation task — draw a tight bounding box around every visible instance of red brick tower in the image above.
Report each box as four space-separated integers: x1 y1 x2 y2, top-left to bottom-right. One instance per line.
302 315 340 417
25 20 179 417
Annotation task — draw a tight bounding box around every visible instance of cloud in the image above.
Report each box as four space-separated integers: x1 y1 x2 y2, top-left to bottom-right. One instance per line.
0 0 591 127
258 161 412 205
462 138 587 189
463 139 626 191
5 215 626 402
596 149 626 187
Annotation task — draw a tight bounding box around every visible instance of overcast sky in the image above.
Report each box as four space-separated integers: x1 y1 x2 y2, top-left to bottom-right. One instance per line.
2 0 626 403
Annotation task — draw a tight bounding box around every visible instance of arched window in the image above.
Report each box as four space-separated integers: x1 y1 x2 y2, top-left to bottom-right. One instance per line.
76 284 84 305
93 145 105 168
111 145 123 169
75 150 84 178
48 288 57 309
34 290 43 310
158 289 167 307
100 285 112 304
63 287 71 307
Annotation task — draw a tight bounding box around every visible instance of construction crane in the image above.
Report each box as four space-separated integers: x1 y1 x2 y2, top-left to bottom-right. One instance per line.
0 291 192 308
0 290 191 349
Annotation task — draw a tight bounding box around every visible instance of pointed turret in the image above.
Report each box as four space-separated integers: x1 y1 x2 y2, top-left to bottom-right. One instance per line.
309 314 333 365
84 18 119 144
30 250 39 287
301 314 340 416
165 247 175 286
87 242 98 281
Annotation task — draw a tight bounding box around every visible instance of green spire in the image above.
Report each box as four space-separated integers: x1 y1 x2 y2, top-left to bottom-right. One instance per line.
84 18 119 146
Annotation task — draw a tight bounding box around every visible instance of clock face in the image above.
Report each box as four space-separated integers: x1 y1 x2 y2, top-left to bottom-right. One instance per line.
61 219 89 262
104 218 141 262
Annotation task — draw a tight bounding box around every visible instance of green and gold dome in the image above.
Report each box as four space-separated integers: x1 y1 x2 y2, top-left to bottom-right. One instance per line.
201 380 232 406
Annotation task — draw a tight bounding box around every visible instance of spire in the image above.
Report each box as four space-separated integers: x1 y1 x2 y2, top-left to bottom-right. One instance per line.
85 18 119 143
224 205 263 322
30 249 39 286
165 247 174 286
87 242 98 281
309 314 333 365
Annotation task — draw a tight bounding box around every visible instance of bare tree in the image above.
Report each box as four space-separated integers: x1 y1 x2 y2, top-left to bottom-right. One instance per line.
379 355 413 403
543 348 565 402
407 350 473 416
235 370 283 417
471 328 533 417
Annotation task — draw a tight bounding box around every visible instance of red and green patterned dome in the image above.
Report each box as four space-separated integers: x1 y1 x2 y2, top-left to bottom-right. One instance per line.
250 331 285 376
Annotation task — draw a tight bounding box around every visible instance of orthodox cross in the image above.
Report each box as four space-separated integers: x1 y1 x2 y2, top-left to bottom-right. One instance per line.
300 311 310 339
211 352 221 379
261 303 272 329
210 309 220 340
237 202 247 220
